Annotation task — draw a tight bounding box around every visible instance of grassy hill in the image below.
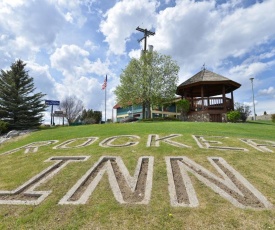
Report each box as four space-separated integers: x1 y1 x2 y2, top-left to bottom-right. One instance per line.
0 121 275 229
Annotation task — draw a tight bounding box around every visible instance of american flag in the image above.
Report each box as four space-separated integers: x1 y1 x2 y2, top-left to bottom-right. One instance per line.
102 75 107 90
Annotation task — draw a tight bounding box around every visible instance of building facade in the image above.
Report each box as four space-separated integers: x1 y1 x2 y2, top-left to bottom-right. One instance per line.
113 101 180 122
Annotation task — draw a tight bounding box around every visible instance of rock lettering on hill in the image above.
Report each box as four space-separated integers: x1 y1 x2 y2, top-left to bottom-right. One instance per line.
147 134 191 148
166 156 273 209
53 137 98 149
0 155 273 209
59 156 154 205
192 135 249 151
99 135 140 147
239 138 275 152
0 156 89 205
0 140 59 155
1 134 271 155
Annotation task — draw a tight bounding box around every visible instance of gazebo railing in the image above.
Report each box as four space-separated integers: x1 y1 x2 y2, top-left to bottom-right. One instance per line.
190 97 233 111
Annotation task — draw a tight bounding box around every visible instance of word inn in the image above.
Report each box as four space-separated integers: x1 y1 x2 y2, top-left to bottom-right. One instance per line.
0 155 273 209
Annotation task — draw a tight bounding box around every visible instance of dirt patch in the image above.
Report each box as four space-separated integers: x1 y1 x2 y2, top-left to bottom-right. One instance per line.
68 157 150 203
68 158 108 201
170 159 190 204
110 158 148 202
179 158 266 208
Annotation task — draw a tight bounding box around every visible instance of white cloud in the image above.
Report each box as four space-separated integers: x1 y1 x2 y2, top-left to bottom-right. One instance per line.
100 0 157 55
249 99 275 115
150 0 218 70
150 0 275 73
128 49 141 59
26 62 57 100
258 87 275 96
225 60 275 91
84 40 99 51
0 0 65 64
49 43 115 120
215 0 275 57
259 49 275 60
50 44 110 78
229 62 269 78
65 12 74 23
49 0 87 27
50 44 89 76
0 0 64 47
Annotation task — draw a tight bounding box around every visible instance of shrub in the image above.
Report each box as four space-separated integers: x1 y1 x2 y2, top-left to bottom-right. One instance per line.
176 99 190 121
234 103 251 122
272 114 275 123
0 120 9 134
227 111 241 123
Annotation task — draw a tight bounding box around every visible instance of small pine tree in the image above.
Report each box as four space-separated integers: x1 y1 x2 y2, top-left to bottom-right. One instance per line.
0 60 46 129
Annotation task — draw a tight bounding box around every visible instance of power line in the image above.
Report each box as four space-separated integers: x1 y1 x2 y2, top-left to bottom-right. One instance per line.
136 26 155 52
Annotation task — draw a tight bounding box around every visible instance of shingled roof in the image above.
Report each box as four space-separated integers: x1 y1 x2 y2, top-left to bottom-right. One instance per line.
179 69 231 86
176 69 241 97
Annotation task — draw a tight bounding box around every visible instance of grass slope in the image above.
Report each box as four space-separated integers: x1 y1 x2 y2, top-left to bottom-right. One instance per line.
0 121 275 230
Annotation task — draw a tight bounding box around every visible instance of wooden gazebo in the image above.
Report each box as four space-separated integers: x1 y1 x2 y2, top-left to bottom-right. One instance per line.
176 69 241 122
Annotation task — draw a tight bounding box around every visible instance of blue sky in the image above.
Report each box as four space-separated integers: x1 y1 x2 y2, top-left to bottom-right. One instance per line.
0 0 274 123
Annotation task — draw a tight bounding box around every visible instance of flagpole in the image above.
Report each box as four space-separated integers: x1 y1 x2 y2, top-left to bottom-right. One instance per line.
102 75 107 123
105 85 106 123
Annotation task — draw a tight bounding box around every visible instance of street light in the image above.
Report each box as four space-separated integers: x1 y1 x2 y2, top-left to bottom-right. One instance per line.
249 77 256 121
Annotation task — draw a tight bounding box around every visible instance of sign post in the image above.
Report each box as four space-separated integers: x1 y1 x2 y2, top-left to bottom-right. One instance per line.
54 111 66 126
45 100 60 125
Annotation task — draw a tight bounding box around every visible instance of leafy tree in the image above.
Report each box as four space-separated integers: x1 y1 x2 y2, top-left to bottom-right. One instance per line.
0 60 46 129
271 114 275 123
234 102 251 122
115 51 179 119
59 95 83 125
81 109 102 124
176 99 190 121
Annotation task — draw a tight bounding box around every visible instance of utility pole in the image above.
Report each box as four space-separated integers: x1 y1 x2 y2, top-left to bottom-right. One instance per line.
136 26 155 119
136 26 155 52
250 77 256 121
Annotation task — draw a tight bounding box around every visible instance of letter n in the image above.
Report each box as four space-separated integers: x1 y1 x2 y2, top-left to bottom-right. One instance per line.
165 156 273 209
59 156 154 205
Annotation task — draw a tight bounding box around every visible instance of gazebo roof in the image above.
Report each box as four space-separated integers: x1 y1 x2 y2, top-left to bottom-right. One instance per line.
176 69 241 97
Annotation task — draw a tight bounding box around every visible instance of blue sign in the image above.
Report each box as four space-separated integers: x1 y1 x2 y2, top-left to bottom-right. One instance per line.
45 100 60 106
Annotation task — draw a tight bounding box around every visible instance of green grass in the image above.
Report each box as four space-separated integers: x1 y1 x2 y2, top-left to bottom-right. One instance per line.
0 121 275 229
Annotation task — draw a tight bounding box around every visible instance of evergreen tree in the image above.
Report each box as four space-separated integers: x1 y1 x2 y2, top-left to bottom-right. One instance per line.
81 109 102 124
0 60 46 129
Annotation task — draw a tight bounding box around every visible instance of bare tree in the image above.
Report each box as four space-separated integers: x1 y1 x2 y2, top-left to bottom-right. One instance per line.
59 95 84 125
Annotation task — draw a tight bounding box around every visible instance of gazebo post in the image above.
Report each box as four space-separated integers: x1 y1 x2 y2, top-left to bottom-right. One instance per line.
231 91 234 110
201 85 204 110
222 85 226 110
